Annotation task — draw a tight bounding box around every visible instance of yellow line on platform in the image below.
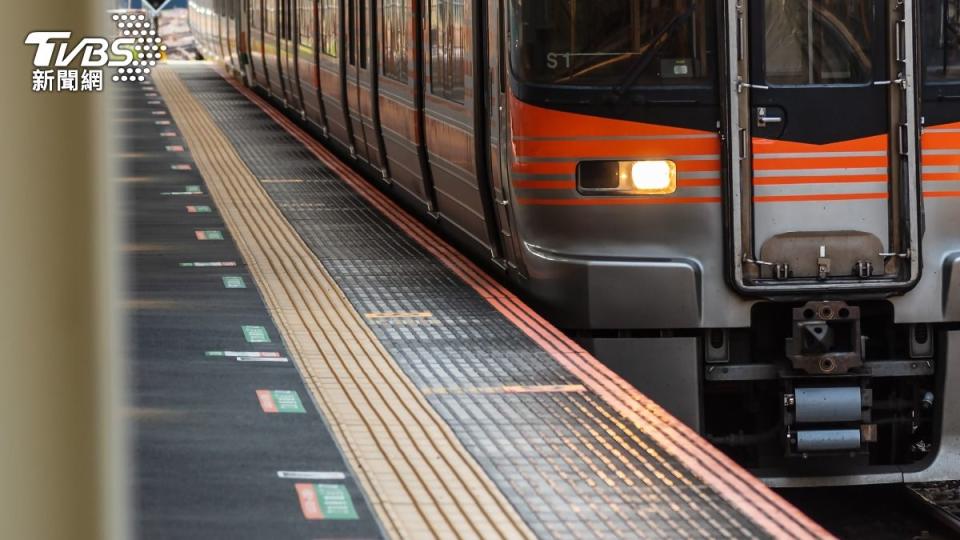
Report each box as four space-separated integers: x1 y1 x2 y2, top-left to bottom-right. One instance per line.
153 66 534 540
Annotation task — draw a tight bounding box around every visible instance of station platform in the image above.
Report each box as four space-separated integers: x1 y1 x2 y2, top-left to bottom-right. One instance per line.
121 62 831 539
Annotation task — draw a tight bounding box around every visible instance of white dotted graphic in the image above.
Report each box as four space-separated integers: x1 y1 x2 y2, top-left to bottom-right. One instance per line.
111 12 164 83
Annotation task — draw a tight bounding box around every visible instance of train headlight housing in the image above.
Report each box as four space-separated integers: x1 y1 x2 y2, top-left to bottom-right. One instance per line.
577 160 677 195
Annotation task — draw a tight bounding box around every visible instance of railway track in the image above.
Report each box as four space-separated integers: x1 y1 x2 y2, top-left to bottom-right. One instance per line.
907 481 960 538
776 484 958 539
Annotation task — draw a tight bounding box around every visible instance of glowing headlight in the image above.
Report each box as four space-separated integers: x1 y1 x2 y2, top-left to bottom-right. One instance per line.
629 160 676 193
578 160 677 195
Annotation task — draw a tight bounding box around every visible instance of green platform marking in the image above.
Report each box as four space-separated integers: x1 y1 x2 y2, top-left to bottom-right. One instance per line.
184 185 202 193
187 205 212 213
222 276 247 289
272 390 306 413
195 230 224 241
314 484 358 520
242 325 271 343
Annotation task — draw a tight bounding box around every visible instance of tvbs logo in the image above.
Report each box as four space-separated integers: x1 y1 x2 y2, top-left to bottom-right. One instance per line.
26 13 165 92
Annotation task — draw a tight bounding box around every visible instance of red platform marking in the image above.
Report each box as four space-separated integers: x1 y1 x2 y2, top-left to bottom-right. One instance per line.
295 483 325 520
256 390 278 413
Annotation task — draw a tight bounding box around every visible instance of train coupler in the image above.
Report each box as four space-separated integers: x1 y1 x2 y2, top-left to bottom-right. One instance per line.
786 300 865 375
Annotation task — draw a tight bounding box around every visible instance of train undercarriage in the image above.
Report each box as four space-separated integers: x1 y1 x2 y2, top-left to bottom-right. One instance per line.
703 301 945 482
582 305 953 486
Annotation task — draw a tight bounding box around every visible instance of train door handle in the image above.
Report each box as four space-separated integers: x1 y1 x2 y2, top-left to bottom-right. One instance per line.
756 107 783 128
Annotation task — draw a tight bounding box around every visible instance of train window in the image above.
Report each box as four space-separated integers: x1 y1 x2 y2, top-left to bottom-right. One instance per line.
299 0 314 50
265 0 277 34
763 0 875 85
251 0 261 30
321 0 338 57
508 0 714 88
359 0 367 69
429 0 466 103
348 0 356 65
922 0 960 82
383 0 408 82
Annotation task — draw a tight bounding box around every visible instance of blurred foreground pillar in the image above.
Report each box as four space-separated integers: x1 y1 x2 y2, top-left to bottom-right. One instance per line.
0 1 119 540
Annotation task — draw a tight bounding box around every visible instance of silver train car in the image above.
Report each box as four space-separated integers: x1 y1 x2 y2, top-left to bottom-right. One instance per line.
188 0 960 486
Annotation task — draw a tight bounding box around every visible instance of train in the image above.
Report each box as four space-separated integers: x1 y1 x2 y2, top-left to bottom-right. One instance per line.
186 0 960 487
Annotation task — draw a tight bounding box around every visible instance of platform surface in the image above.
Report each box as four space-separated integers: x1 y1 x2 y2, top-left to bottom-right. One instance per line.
125 62 831 539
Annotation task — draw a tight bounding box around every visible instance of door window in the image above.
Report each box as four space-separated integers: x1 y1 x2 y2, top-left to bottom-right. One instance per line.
429 0 466 103
763 0 875 85
299 0 314 49
922 0 960 82
383 0 408 81
321 0 338 57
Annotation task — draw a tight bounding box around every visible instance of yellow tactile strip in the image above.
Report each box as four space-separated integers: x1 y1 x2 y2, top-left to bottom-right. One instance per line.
153 66 534 540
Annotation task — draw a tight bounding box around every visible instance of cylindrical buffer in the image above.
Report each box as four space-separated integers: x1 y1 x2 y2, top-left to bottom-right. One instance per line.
796 429 862 452
794 387 862 423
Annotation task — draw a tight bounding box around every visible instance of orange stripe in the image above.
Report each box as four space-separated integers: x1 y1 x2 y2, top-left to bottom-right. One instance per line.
510 95 717 139
752 157 888 170
513 179 720 190
755 193 888 203
512 159 721 174
513 180 575 190
518 197 721 206
921 138 960 150
922 174 960 182
511 162 576 176
924 191 960 198
516 139 720 157
754 175 887 185
231 73 831 540
677 161 722 173
753 134 888 153
678 179 722 188
920 154 960 166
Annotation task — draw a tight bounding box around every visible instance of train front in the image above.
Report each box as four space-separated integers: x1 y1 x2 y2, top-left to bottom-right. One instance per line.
504 0 960 485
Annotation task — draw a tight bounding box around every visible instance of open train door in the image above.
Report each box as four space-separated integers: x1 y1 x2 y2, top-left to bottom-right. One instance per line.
723 0 922 295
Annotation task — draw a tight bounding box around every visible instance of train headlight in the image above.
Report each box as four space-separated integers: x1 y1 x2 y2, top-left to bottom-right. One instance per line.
577 160 677 196
629 160 676 194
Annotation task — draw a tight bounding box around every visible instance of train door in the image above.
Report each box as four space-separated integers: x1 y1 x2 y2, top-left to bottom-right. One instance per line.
225 0 238 72
377 0 434 210
240 0 254 83
298 0 328 132
217 0 230 60
485 0 523 272
421 0 502 259
264 0 286 99
279 0 305 113
249 0 271 89
724 0 921 293
344 0 370 161
318 0 351 147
